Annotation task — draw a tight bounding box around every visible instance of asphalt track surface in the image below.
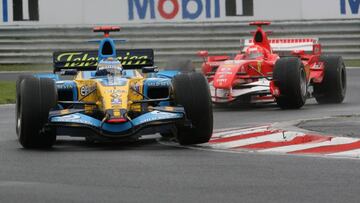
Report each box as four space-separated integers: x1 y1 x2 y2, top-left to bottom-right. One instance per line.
1 69 360 202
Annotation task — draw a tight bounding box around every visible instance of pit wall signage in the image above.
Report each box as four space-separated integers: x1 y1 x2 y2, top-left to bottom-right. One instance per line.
0 0 358 24
128 0 253 21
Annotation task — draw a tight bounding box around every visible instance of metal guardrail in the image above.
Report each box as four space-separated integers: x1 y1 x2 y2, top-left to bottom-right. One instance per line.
0 19 358 64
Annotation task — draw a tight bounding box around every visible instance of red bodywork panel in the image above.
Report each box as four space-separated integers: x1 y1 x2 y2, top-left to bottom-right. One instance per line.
212 59 276 89
213 63 240 89
93 26 121 38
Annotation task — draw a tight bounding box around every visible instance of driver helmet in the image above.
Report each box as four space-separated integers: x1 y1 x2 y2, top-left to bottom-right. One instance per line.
244 45 267 60
96 57 123 77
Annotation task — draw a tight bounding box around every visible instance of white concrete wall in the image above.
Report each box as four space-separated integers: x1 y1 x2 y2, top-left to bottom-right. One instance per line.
0 0 359 25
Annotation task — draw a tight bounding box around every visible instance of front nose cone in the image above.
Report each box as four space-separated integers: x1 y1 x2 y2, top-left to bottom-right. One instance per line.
105 109 128 123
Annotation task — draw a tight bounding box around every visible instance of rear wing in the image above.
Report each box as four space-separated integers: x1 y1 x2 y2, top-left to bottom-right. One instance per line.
53 49 154 72
240 38 320 56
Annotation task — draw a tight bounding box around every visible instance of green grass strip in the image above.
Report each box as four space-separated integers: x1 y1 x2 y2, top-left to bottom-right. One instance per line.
0 64 52 72
0 81 16 104
345 60 360 67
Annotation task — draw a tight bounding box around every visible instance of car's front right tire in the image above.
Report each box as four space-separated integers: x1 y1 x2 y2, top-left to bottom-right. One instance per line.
172 72 213 145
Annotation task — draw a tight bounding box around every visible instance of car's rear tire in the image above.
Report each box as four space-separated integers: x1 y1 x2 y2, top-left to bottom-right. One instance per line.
16 77 57 148
172 72 213 145
273 57 307 109
313 56 346 104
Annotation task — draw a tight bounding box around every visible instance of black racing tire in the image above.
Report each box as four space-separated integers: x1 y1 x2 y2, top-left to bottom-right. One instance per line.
15 75 34 135
172 72 213 145
313 56 346 104
16 75 33 93
273 57 307 109
16 77 57 148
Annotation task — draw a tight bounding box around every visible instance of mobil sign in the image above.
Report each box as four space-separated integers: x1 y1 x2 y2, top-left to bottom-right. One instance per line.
128 0 221 21
340 0 360 14
128 0 254 21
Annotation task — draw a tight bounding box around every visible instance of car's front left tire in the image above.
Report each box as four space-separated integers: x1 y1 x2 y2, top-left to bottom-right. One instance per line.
273 57 307 109
313 56 346 104
16 76 57 148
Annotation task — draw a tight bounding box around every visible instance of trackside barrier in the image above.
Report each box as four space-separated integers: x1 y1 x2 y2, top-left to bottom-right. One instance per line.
0 19 358 65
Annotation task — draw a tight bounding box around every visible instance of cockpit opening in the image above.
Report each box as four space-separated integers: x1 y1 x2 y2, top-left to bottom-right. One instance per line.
102 41 114 55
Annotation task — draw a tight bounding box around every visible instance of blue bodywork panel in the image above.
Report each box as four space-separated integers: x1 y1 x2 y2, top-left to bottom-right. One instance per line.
51 110 184 134
98 38 117 61
157 70 180 79
34 73 59 81
143 78 171 89
56 80 78 101
143 77 172 106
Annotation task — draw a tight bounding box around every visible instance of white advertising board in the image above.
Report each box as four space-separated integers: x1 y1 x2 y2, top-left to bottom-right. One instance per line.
0 0 358 25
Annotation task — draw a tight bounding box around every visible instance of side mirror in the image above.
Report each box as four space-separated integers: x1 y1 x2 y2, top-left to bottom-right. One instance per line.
61 69 78 76
142 66 159 74
312 44 322 55
197 50 209 58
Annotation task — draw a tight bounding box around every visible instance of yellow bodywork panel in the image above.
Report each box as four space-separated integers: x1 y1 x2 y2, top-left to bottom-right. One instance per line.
74 79 98 113
73 71 144 116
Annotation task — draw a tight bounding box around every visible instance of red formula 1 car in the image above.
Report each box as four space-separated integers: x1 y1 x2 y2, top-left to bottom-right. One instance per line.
198 21 346 109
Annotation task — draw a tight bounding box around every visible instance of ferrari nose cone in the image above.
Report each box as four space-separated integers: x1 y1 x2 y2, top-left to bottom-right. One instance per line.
213 64 239 89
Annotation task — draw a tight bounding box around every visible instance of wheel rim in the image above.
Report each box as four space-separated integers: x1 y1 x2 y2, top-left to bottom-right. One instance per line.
15 99 19 134
17 115 21 133
340 64 346 94
16 103 22 137
299 68 307 97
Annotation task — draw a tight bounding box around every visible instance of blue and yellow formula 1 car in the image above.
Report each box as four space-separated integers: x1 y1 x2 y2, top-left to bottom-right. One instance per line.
16 26 213 148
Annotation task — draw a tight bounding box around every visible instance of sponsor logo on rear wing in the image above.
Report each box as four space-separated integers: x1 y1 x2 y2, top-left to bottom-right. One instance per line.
240 38 319 54
53 49 154 72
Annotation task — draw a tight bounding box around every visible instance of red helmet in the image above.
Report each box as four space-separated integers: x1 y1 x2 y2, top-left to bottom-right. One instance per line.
244 45 267 60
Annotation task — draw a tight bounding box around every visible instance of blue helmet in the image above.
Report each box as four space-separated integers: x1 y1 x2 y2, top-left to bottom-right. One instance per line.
96 57 123 77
